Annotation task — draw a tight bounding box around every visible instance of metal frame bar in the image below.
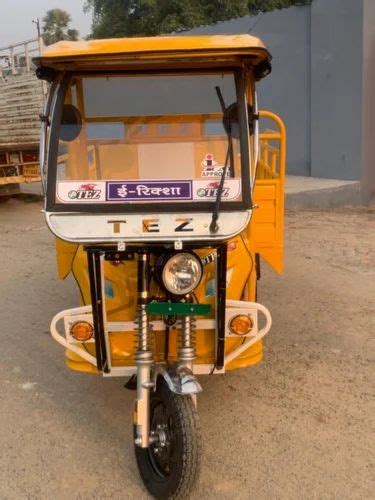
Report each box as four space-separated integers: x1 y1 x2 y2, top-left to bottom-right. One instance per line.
87 249 109 372
215 243 228 370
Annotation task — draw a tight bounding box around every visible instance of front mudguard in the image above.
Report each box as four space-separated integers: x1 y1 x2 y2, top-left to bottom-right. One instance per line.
153 364 202 395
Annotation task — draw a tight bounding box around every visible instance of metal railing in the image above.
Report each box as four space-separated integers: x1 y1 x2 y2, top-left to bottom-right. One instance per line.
0 37 43 76
257 111 287 180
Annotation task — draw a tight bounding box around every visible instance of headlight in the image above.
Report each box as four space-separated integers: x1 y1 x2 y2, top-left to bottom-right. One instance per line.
159 252 203 295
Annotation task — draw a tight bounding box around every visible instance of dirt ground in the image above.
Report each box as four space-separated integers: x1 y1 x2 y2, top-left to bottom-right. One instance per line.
0 198 374 500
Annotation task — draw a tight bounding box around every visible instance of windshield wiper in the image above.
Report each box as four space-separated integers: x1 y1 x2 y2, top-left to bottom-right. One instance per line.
209 86 234 234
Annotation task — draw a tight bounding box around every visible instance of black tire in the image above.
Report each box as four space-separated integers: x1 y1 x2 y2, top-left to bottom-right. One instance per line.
134 377 202 499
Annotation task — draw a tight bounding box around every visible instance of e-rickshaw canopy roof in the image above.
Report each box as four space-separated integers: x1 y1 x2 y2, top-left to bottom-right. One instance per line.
34 35 272 79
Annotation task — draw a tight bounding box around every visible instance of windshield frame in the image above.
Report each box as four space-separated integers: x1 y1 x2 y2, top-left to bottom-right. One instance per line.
45 68 251 214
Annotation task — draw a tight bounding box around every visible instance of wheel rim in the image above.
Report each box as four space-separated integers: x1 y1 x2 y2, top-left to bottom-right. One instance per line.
148 397 175 478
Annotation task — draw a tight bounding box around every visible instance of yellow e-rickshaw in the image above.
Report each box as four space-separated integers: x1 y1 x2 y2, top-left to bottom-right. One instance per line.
34 34 285 498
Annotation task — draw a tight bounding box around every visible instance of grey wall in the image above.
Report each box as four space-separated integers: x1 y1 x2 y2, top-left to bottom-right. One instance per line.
186 0 373 181
311 0 363 180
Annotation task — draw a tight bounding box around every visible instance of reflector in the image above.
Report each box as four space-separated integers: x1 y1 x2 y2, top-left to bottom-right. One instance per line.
70 321 94 342
229 314 253 336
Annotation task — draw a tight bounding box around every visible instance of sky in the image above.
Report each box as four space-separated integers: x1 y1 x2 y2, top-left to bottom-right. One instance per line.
0 0 92 47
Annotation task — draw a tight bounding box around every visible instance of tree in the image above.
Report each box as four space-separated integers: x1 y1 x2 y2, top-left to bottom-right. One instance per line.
84 0 311 39
42 9 79 45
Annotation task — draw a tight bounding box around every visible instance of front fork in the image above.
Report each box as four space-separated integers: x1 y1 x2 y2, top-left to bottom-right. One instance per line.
133 252 200 448
134 252 153 447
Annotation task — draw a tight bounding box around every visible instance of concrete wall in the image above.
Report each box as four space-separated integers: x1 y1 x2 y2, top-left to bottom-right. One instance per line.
186 0 374 181
311 0 363 180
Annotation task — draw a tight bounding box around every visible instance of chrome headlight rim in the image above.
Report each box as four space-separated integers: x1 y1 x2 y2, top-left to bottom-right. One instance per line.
157 251 203 296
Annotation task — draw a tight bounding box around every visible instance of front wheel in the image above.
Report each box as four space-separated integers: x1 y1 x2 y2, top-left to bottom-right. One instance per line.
134 377 202 499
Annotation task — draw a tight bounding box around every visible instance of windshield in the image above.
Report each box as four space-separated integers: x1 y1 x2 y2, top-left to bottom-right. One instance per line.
51 72 250 209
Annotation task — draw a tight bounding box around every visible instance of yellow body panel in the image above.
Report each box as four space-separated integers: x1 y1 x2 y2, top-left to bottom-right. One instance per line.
37 35 269 66
252 111 286 273
0 175 40 185
0 160 41 187
55 239 78 279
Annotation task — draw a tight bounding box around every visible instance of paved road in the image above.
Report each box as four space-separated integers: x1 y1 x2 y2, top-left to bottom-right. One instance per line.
0 198 374 499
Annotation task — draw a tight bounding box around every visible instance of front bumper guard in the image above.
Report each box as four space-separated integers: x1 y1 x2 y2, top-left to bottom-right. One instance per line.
50 299 272 377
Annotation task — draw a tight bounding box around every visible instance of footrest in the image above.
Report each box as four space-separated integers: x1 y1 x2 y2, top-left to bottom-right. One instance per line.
146 302 211 316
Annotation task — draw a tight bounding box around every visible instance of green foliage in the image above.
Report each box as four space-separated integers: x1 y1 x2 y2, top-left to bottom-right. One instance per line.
42 8 79 45
248 0 311 14
84 0 311 39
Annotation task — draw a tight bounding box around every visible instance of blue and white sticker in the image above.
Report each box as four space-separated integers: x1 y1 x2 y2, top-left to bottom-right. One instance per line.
106 180 192 202
57 179 240 204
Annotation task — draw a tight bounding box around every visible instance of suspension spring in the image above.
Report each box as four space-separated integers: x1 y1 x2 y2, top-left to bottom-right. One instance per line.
134 303 152 352
134 252 152 355
178 316 197 367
